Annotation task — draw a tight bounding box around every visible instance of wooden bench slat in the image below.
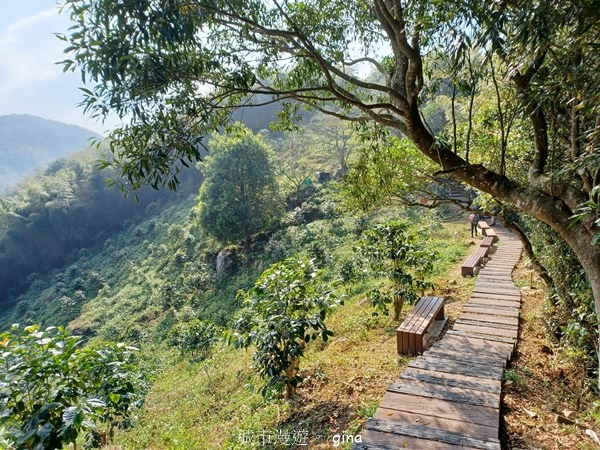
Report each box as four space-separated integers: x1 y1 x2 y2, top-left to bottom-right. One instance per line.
397 297 444 355
400 299 432 354
462 246 489 276
409 299 440 353
409 297 439 333
480 236 495 247
399 297 434 354
398 298 435 354
484 228 499 242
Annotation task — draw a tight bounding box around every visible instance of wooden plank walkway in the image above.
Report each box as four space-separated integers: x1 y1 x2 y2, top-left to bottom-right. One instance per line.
354 223 522 450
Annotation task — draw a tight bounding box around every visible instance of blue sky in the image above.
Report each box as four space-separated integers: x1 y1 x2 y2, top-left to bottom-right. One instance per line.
0 1 116 135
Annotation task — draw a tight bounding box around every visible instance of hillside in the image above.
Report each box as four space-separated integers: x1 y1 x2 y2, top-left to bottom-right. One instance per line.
0 116 598 449
0 171 473 446
0 114 100 190
0 143 202 307
1 168 598 448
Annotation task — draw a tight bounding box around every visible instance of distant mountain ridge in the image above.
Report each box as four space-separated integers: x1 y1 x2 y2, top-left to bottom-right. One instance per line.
0 114 100 190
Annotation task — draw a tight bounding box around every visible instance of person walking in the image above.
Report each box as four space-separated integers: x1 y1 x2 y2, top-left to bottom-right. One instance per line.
490 207 498 226
469 212 479 238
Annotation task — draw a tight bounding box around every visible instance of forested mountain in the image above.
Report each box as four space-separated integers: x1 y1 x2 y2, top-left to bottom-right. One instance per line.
0 114 100 190
0 145 202 307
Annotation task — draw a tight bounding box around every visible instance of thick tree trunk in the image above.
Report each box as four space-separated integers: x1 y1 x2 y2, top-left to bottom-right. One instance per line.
402 112 600 383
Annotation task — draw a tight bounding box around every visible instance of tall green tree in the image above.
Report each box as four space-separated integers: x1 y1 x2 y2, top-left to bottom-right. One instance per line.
198 125 280 247
62 0 600 379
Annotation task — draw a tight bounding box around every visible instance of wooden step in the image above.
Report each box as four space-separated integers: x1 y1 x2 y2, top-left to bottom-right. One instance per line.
474 281 519 290
423 347 506 368
467 297 521 309
469 293 521 302
377 391 500 427
446 329 517 345
362 418 501 449
453 323 519 339
373 408 499 441
462 305 520 318
456 317 519 330
356 429 481 450
400 367 502 394
472 286 521 297
387 379 499 408
409 356 504 381
436 333 515 352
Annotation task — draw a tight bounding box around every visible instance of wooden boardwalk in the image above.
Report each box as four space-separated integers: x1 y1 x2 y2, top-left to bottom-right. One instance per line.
354 223 522 450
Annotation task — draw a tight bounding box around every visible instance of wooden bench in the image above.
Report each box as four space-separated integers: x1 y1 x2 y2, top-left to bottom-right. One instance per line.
484 228 498 243
478 220 489 235
397 296 445 355
480 236 495 248
461 246 488 276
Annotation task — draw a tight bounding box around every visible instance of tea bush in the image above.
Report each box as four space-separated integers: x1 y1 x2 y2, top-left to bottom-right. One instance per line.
0 324 147 449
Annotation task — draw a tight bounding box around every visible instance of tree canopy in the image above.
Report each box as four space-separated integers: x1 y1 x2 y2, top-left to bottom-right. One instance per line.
198 125 280 246
61 0 600 375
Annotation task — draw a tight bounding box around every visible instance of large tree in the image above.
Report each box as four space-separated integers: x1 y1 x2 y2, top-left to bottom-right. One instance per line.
198 125 280 247
61 0 600 372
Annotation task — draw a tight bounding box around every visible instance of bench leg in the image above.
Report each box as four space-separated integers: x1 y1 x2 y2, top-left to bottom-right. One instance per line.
415 334 424 354
436 304 445 320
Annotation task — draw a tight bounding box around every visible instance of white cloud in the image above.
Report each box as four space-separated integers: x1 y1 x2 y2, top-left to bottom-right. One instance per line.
0 3 116 134
5 8 57 33
0 8 65 87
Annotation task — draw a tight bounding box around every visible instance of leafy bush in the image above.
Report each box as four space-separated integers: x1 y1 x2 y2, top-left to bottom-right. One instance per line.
0 324 147 449
231 255 341 398
160 282 182 310
338 257 361 292
168 319 220 360
359 221 436 320
172 249 187 267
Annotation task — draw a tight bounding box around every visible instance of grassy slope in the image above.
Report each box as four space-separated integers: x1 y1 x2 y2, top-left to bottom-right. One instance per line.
112 218 470 449
2 182 471 449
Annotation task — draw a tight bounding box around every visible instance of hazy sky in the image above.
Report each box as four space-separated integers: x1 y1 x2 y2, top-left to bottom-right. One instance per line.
0 0 117 135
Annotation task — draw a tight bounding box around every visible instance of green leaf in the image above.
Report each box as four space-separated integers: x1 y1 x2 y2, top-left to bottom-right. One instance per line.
36 422 54 439
87 398 106 408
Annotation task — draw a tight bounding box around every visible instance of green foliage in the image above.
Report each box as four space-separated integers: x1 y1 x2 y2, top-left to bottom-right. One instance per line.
60 1 600 391
343 132 435 211
198 125 281 246
168 319 220 360
503 369 520 384
0 324 146 449
520 215 597 371
0 145 201 309
231 255 340 398
358 221 436 320
0 173 472 447
267 112 359 204
338 257 361 293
